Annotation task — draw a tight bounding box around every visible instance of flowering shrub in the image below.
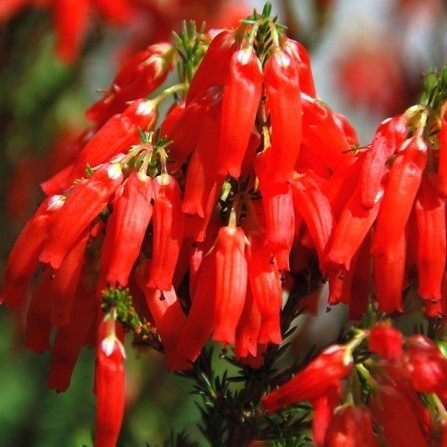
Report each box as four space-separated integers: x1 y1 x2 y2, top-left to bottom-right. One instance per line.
1 2 446 446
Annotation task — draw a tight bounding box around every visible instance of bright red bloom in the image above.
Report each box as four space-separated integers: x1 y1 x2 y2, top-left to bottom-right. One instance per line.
262 184 295 261
213 225 248 346
326 183 381 271
70 99 156 182
414 177 446 301
39 163 123 269
234 287 262 358
94 316 126 447
311 386 341 447
48 275 97 392
299 96 354 177
175 252 217 365
24 268 54 353
0 195 64 308
262 346 353 413
143 285 187 371
50 230 90 326
246 235 282 345
53 0 90 63
368 322 403 361
325 405 379 447
359 115 407 209
283 38 316 98
369 383 429 447
404 335 447 406
101 172 153 288
186 30 235 104
182 95 223 219
373 232 406 313
438 112 447 197
264 48 302 183
372 136 427 257
86 44 174 125
218 45 263 178
291 170 335 271
147 174 185 291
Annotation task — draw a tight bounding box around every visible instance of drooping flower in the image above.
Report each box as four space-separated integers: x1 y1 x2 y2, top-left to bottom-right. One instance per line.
101 172 153 288
262 346 353 413
368 322 403 361
213 224 248 346
94 315 126 447
264 47 302 184
39 163 123 270
325 405 379 447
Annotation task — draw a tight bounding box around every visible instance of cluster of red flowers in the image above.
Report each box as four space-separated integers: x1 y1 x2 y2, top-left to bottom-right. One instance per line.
262 322 447 446
1 5 446 446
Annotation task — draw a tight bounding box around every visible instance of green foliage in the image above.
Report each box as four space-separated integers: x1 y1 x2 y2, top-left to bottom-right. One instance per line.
147 429 200 447
420 66 447 111
173 20 207 85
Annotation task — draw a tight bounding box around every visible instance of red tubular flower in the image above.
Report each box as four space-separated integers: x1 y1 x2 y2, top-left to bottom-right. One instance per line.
291 171 335 271
325 405 379 447
164 86 222 172
53 0 90 63
86 44 174 125
262 346 353 413
48 279 97 392
369 384 429 447
50 230 90 326
94 316 126 447
414 177 446 301
326 184 382 271
437 112 447 197
311 386 342 447
262 184 296 259
160 102 185 137
103 172 153 287
283 38 316 98
147 174 185 291
217 45 263 178
187 214 221 294
246 236 282 345
372 136 427 257
264 48 302 183
373 232 406 313
405 335 447 406
359 115 408 208
182 103 226 241
368 322 403 361
143 286 187 371
71 99 156 182
186 30 235 104
333 112 359 147
234 287 262 359
212 225 248 346
175 253 217 365
300 96 354 176
327 263 354 306
0 195 64 308
25 268 54 353
39 163 123 270
347 235 371 320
